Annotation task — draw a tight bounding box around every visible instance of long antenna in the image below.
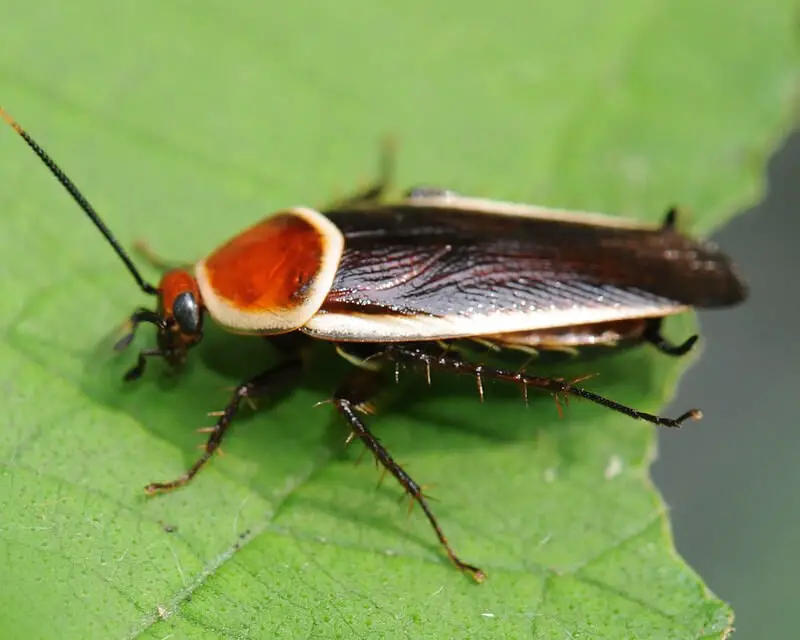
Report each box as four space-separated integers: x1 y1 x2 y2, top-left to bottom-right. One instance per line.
0 106 157 296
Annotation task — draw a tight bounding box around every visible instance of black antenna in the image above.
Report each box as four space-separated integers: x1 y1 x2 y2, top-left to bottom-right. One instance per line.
0 106 158 296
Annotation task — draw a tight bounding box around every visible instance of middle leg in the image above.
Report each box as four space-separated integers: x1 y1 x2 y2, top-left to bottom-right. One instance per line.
322 137 396 210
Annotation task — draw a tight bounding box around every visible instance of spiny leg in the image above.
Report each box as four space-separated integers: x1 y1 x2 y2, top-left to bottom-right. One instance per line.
383 343 701 427
323 137 396 210
332 366 486 582
662 206 679 231
145 353 303 494
114 308 163 352
643 317 698 357
123 348 163 382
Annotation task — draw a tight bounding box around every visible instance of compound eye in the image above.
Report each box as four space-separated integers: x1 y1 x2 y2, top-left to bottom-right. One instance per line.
173 291 201 335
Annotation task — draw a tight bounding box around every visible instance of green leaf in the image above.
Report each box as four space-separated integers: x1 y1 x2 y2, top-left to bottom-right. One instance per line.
0 1 794 637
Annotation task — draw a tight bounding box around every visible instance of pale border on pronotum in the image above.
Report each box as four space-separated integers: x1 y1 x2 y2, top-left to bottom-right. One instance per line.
196 207 345 333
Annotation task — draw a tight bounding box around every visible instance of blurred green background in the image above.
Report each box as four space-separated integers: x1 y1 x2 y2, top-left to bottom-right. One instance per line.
0 1 796 638
655 132 800 640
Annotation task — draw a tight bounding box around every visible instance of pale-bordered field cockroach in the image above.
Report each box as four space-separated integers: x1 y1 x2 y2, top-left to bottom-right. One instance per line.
1 107 747 582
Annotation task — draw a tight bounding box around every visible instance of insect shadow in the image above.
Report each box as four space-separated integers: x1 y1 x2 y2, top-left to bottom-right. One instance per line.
97 320 672 489
6 269 678 504
4 261 688 583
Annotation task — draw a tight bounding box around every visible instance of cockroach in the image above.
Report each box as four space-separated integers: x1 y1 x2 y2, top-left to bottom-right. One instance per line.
1 107 747 582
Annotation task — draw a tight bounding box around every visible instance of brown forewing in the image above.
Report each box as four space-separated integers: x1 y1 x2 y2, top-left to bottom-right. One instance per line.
321 204 747 319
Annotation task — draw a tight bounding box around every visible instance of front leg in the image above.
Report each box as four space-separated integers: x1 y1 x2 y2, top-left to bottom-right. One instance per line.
332 365 486 582
145 344 305 494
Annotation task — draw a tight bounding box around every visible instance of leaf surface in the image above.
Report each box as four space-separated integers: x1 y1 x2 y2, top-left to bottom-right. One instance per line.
0 1 795 637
